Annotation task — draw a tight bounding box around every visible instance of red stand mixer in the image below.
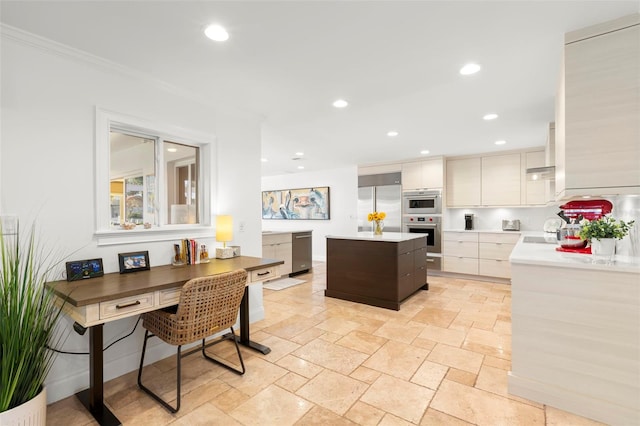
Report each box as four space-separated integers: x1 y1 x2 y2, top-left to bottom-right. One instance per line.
556 199 613 254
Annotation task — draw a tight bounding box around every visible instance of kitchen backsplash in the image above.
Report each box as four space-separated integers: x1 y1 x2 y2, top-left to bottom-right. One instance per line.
445 195 639 257
444 206 558 232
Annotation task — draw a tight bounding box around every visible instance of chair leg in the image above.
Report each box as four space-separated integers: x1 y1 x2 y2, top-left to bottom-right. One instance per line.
202 326 246 375
137 330 182 413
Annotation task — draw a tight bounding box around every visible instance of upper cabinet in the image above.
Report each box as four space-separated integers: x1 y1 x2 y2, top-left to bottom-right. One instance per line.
481 153 521 206
556 13 640 198
446 157 481 206
401 158 444 190
446 150 545 208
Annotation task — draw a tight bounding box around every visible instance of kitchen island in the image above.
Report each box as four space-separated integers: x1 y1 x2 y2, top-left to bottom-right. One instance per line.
508 233 640 425
326 232 427 310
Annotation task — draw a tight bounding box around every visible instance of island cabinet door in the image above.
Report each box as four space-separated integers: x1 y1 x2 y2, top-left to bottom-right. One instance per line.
397 250 415 301
413 246 427 288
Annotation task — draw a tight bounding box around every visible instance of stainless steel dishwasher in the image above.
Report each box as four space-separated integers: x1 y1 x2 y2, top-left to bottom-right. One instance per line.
291 231 312 275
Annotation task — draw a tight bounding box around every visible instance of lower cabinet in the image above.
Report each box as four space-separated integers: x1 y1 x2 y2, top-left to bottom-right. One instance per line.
478 232 520 278
443 231 520 279
262 233 292 276
443 232 479 275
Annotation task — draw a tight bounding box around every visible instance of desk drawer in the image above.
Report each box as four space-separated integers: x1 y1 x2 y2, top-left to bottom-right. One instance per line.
159 287 181 305
251 267 276 282
100 293 154 320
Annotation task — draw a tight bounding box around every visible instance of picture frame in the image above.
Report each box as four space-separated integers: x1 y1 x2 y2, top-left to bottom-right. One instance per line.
262 186 330 220
118 251 150 273
65 258 104 282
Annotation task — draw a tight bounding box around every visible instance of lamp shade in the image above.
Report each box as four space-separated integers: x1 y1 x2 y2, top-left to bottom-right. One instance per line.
216 215 233 246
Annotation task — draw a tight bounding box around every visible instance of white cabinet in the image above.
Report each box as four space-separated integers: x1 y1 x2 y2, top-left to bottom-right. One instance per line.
445 158 481 207
443 231 519 279
523 150 546 205
478 232 520 279
402 158 444 190
481 154 521 206
443 232 479 275
557 14 640 198
262 233 292 276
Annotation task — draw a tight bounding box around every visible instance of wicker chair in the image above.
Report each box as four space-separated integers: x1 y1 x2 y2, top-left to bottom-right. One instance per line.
137 269 248 413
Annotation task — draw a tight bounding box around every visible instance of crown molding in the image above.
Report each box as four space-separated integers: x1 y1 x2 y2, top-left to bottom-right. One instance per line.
0 23 263 121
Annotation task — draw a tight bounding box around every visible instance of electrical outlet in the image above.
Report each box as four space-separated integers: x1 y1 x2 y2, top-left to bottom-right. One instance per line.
239 221 246 232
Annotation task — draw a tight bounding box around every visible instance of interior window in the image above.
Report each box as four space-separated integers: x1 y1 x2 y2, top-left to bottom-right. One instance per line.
108 130 201 230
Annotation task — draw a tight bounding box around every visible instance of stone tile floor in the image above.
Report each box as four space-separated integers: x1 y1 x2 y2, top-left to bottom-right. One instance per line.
46 262 607 425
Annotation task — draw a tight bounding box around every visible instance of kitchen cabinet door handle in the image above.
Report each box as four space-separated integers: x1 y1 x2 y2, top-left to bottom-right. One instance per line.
426 258 435 263
295 235 311 239
257 271 271 276
116 300 141 309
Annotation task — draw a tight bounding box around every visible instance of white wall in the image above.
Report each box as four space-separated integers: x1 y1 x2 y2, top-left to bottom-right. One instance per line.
1 29 263 404
262 166 358 261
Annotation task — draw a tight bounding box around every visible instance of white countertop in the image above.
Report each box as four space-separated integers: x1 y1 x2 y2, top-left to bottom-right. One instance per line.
510 232 640 273
262 230 313 235
443 229 522 233
326 232 426 243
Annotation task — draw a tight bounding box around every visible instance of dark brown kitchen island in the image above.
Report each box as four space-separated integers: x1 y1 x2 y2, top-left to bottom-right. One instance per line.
326 232 428 310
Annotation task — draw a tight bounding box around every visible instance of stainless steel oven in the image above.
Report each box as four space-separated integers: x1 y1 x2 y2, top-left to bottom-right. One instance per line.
403 190 442 215
403 215 442 270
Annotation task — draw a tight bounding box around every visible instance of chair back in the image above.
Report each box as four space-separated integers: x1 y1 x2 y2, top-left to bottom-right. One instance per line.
172 269 248 342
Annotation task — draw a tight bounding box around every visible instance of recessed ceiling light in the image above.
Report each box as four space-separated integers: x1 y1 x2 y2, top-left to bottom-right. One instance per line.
333 99 348 108
483 113 498 120
297 166 305 170
261 158 268 162
295 152 304 156
204 24 229 42
387 131 399 137
494 140 506 145
460 63 481 75
167 148 177 153
420 150 430 155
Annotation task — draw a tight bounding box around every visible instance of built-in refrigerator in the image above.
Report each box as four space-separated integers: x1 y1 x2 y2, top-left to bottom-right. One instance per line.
357 172 402 232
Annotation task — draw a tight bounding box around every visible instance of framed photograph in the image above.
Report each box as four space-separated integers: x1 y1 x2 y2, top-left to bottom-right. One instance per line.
262 186 330 220
65 258 104 282
118 251 150 273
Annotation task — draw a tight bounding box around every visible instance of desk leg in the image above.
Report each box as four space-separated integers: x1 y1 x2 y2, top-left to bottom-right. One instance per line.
225 286 271 355
75 324 121 426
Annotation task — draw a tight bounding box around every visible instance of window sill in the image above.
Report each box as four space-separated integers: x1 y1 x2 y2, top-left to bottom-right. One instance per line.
95 225 214 246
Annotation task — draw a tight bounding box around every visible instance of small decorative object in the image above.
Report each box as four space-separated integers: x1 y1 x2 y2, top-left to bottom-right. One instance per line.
230 245 241 257
172 244 184 266
118 251 150 273
579 216 634 263
143 222 152 229
65 258 104 281
368 211 386 235
199 244 210 263
121 222 136 230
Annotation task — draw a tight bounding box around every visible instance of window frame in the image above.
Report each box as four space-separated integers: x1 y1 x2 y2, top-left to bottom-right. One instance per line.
95 107 215 246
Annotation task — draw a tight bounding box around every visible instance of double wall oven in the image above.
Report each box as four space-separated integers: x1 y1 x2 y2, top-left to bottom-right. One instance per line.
403 190 442 271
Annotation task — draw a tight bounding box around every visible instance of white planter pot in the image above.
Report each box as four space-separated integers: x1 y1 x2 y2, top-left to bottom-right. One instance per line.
0 387 47 426
591 238 616 264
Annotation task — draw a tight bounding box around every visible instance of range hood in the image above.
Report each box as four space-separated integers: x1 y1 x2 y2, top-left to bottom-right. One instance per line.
526 166 555 181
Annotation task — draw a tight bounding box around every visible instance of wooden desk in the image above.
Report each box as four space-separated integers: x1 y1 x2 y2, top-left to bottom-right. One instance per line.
48 256 283 426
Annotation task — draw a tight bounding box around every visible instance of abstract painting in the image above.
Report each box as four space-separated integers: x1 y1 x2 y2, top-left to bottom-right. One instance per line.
262 187 330 220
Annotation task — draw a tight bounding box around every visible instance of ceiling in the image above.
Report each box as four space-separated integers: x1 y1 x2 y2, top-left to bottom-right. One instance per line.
1 1 637 176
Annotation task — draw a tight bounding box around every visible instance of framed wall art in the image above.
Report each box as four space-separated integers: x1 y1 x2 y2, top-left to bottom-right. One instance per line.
262 187 330 220
118 251 150 273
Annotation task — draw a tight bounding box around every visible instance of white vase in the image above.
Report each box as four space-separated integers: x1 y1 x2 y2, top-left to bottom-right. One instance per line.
0 387 47 426
591 238 616 264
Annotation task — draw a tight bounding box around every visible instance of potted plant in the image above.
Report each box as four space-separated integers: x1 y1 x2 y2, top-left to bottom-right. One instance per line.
0 217 65 425
579 216 635 260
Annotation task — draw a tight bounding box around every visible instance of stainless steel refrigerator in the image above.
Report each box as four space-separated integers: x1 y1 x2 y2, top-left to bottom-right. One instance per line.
357 172 402 232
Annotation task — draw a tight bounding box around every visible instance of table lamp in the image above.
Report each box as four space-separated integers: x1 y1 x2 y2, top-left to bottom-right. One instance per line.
215 215 234 259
